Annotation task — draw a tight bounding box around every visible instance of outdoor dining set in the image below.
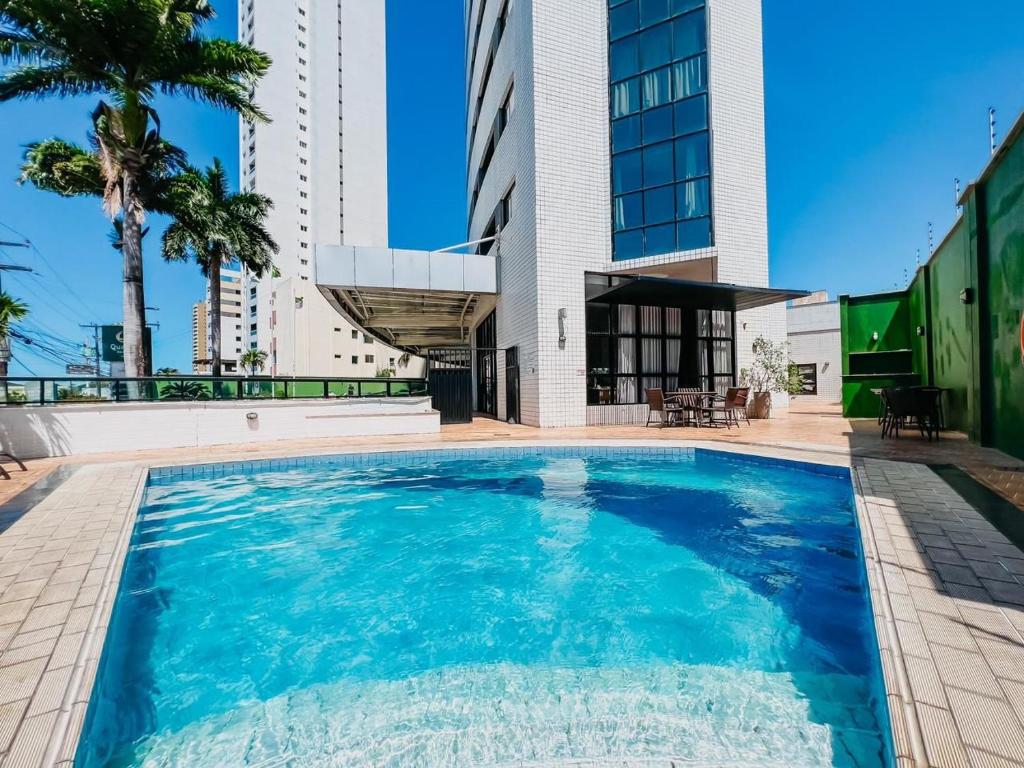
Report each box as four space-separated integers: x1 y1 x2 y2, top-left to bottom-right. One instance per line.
875 385 946 442
645 387 750 429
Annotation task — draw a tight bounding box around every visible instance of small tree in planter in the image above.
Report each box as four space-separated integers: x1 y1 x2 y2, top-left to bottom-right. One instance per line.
740 336 791 418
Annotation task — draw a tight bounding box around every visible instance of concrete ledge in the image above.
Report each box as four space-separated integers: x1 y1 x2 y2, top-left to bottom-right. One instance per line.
0 398 439 458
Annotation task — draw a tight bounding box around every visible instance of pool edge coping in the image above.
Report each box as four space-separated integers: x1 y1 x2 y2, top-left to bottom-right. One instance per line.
42 441 932 768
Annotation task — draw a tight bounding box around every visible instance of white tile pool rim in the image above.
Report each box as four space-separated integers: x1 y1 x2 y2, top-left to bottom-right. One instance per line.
45 440 925 767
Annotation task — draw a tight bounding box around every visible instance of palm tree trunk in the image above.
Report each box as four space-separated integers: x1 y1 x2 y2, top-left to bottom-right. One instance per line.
121 171 147 380
209 257 222 377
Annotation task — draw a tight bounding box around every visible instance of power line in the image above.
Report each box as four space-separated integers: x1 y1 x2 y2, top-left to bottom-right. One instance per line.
0 220 112 319
10 356 38 377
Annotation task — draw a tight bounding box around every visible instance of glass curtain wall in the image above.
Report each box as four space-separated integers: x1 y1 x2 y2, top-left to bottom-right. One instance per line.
609 0 713 261
586 302 735 404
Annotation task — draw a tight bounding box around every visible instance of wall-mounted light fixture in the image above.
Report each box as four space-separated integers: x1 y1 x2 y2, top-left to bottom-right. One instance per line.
916 325 926 337
871 331 879 342
557 308 567 346
960 288 973 305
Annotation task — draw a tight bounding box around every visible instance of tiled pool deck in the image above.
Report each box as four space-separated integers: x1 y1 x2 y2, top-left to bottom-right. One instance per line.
0 437 1022 767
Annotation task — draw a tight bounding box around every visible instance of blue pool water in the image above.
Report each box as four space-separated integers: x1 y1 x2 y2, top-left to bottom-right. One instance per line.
78 448 891 767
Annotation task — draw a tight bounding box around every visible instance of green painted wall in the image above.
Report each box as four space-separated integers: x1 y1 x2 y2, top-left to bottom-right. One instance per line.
983 130 1024 459
928 221 973 433
838 113 1024 459
839 292 919 417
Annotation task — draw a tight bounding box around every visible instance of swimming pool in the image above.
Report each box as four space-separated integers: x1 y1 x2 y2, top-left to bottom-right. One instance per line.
77 447 892 767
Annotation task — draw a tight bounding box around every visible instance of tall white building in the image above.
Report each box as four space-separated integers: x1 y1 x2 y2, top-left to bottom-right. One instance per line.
458 0 799 426
239 0 421 378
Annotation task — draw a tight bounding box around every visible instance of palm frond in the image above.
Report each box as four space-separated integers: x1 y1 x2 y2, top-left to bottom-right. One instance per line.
19 138 104 198
0 64 110 101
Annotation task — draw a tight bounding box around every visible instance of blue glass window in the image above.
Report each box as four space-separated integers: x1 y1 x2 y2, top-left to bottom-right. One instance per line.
672 55 706 100
644 186 675 225
611 78 640 118
675 132 709 179
609 1 638 40
639 0 669 26
612 115 642 152
645 223 676 256
673 9 706 61
610 37 639 81
642 105 673 144
639 24 671 71
677 177 710 219
671 0 704 13
615 229 645 260
608 0 712 261
614 192 644 231
674 94 707 135
677 217 712 251
641 67 671 109
643 141 674 187
613 150 643 194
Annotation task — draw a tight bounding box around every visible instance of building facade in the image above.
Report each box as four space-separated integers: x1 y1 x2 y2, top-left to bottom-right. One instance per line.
459 0 793 427
191 269 245 374
238 0 418 378
786 292 841 403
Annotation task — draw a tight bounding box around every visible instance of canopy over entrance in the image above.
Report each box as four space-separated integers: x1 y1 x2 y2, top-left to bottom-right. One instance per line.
586 273 809 311
316 244 498 352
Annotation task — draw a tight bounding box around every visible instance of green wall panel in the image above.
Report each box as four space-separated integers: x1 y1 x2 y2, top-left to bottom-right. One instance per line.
928 221 973 433
983 133 1024 459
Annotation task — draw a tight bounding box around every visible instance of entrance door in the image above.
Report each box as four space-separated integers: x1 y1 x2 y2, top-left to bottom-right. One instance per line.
475 311 498 417
505 346 521 424
428 348 473 425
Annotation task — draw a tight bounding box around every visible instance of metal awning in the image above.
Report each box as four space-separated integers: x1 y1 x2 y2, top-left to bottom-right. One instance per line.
315 244 498 352
587 275 809 311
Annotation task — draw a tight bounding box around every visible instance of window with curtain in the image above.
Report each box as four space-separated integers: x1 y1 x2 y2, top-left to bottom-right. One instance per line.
586 300 699 405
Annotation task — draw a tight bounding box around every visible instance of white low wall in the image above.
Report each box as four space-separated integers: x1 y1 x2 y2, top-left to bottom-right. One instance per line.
0 397 439 458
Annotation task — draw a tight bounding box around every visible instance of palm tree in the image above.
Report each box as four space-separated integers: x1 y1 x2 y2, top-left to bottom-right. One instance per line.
162 159 277 376
240 349 267 377
155 367 180 376
0 292 28 378
0 0 271 376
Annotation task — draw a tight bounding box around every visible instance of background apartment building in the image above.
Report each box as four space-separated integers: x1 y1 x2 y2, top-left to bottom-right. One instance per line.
458 0 796 427
191 269 244 374
238 0 421 378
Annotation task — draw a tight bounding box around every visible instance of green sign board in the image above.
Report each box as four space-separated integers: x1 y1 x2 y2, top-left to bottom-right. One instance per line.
100 325 153 365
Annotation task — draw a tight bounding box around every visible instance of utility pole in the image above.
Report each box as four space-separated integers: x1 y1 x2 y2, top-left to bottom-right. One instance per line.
80 323 103 376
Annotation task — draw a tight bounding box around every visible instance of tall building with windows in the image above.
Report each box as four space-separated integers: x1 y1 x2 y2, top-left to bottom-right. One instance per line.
238 0 410 376
457 0 797 426
191 269 245 374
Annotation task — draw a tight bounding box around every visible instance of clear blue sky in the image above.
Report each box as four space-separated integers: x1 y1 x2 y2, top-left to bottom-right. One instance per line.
0 0 1021 374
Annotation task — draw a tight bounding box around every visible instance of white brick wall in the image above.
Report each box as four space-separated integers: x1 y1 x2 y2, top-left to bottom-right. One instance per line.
787 301 842 402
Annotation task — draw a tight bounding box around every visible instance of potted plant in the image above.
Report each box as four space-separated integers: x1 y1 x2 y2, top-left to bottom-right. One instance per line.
739 336 792 419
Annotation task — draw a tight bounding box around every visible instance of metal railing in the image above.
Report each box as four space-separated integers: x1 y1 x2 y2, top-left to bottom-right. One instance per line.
0 376 429 406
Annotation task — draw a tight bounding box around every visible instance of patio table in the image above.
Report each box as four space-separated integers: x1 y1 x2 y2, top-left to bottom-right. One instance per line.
667 391 721 427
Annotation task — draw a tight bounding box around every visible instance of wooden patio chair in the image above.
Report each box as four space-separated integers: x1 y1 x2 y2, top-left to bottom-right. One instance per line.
0 449 27 480
709 387 750 428
645 388 683 427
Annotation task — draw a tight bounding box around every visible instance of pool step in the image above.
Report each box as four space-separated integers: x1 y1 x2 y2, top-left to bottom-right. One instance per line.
137 663 883 767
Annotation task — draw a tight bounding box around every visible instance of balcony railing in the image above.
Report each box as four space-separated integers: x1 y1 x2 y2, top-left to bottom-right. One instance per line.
0 376 429 406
